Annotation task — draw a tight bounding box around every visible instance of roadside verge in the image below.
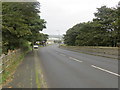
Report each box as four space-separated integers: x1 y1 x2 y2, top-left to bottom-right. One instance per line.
59 45 118 59
34 50 48 88
2 49 47 88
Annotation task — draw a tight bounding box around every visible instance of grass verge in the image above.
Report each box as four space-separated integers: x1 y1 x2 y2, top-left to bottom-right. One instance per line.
35 70 41 89
60 45 118 59
1 49 30 86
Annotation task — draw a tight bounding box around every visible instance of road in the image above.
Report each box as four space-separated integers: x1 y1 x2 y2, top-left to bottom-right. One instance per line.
38 44 118 88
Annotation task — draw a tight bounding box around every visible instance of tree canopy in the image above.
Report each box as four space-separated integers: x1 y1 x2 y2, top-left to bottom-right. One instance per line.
2 2 47 53
64 5 119 47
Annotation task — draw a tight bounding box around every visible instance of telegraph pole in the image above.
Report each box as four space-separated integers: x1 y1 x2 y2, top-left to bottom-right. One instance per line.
56 30 60 47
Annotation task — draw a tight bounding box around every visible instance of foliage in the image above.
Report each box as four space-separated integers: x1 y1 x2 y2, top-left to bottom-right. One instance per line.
2 2 47 53
64 5 119 47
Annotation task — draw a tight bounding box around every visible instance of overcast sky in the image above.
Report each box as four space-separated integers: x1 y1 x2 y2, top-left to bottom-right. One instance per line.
38 0 119 35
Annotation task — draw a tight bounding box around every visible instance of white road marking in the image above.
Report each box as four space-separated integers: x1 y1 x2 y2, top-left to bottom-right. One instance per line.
91 65 120 77
69 57 83 62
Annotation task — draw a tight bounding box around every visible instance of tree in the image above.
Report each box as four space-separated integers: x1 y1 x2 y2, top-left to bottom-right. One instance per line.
117 2 120 44
64 5 118 47
2 2 46 53
94 6 118 46
63 24 81 46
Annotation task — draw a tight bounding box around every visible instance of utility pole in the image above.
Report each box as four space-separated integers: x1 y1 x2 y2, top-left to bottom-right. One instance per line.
56 30 60 47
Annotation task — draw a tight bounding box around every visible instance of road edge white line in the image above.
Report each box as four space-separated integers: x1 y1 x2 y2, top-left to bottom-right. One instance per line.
91 65 120 77
69 57 83 62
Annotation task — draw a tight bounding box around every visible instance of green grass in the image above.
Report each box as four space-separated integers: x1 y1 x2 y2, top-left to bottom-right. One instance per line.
60 44 67 46
60 45 118 59
35 70 41 89
1 49 30 85
1 54 24 84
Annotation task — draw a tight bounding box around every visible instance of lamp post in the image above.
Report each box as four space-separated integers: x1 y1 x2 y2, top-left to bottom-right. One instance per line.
56 30 60 47
118 1 120 8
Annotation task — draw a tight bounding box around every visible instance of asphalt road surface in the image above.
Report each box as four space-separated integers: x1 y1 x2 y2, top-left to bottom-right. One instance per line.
38 44 118 88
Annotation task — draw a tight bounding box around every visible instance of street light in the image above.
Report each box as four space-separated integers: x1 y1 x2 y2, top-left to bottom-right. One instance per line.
118 1 120 8
56 30 60 47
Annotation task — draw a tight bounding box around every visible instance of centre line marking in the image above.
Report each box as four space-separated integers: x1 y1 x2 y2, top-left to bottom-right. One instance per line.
91 65 120 77
69 57 83 62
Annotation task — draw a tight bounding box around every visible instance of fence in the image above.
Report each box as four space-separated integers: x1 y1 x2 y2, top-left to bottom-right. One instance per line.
0 49 22 76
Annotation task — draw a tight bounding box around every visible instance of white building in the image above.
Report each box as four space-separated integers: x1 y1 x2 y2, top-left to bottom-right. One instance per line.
47 37 59 44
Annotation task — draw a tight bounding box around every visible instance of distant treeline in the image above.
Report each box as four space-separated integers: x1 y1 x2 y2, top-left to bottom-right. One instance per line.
64 5 120 47
2 2 48 53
